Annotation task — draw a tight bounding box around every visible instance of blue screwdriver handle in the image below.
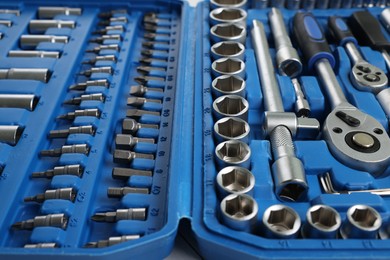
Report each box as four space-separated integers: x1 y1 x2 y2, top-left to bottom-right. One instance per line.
328 16 358 47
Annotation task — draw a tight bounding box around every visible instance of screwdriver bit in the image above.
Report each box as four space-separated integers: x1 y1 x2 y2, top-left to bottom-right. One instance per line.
126 109 160 118
112 167 153 179
12 213 68 230
82 55 117 65
130 85 164 96
98 17 128 26
89 34 122 43
136 66 166 75
98 9 128 19
115 134 155 150
31 164 83 178
122 118 159 134
113 149 154 164
69 79 109 91
57 109 101 120
84 235 140 248
139 57 168 65
142 41 169 48
134 75 166 85
49 125 95 138
78 66 113 76
91 208 146 222
92 25 124 35
143 32 170 40
24 243 57 248
63 93 105 105
107 187 150 197
40 144 90 157
24 188 77 203
127 97 161 107
141 49 168 57
86 44 120 53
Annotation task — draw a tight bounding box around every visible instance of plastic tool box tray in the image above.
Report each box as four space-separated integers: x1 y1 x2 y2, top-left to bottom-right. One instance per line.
1 0 390 259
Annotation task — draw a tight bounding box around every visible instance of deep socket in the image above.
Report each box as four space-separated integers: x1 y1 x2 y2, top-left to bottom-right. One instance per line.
212 57 245 78
210 23 246 44
216 166 255 198
211 75 246 97
262 204 301 239
215 140 251 168
211 41 245 61
0 94 39 111
12 213 68 230
302 205 341 238
210 0 247 9
0 125 23 146
38 7 82 19
214 117 250 143
8 50 60 59
212 94 249 120
0 68 50 83
209 7 247 26
29 20 75 33
20 35 68 49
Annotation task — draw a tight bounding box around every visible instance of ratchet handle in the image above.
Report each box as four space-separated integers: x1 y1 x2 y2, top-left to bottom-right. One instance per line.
293 12 335 70
328 16 358 46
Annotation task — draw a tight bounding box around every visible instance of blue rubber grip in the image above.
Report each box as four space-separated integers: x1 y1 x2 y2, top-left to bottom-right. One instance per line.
293 12 335 70
328 16 358 46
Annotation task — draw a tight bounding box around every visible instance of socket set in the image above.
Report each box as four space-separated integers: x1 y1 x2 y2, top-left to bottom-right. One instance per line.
2 0 390 259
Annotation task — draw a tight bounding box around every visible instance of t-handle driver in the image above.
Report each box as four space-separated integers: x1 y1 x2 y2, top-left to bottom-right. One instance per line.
293 12 390 176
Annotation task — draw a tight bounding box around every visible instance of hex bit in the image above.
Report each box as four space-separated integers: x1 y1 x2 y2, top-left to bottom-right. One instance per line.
107 186 150 197
63 93 105 105
115 134 155 150
113 149 154 164
0 94 39 111
112 167 153 179
49 125 95 138
78 66 113 77
91 208 146 222
69 79 109 91
98 17 128 26
122 118 159 134
24 188 77 203
57 108 101 120
98 9 128 19
8 50 60 59
127 97 161 107
126 109 160 118
89 35 122 43
86 44 120 54
82 55 117 65
38 7 82 19
12 213 68 230
40 144 90 157
92 25 124 35
143 32 170 40
129 85 164 97
24 243 57 248
84 235 140 248
31 164 83 178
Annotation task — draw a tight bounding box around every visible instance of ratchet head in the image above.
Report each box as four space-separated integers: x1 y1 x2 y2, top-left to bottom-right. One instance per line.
350 61 388 94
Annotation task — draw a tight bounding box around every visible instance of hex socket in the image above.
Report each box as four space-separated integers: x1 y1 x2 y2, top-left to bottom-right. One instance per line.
340 205 382 239
209 8 247 27
211 75 246 98
210 23 246 44
212 57 245 78
220 194 258 231
0 94 39 111
213 94 249 121
29 20 76 34
262 204 301 239
214 117 250 143
216 166 255 198
215 140 251 169
20 35 69 49
0 125 23 146
302 205 341 238
211 41 245 61
210 0 247 9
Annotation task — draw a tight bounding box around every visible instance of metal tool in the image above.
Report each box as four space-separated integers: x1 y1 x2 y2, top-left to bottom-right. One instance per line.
112 167 153 179
82 55 117 65
107 186 150 197
143 32 170 40
92 25 124 35
29 20 75 33
340 205 382 239
141 49 168 58
0 20 12 27
210 23 246 44
69 79 109 91
214 117 250 143
127 97 161 108
24 243 57 248
215 140 251 169
63 93 105 105
89 35 122 43
20 35 68 49
49 125 95 138
115 134 155 150
210 0 247 9
134 75 166 85
24 188 77 203
139 57 168 66
294 12 390 176
8 50 60 58
137 66 166 75
262 204 301 238
211 41 245 61
122 118 159 134
216 166 255 198
0 94 38 111
0 125 23 146
31 164 83 178
91 208 146 222
57 108 101 120
220 194 258 231
341 0 353 7
209 8 247 27
79 66 113 76
12 213 68 230
302 205 341 238
98 17 128 26
0 9 20 16
113 150 154 164
38 7 82 19
0 68 50 83
252 20 310 202
213 95 249 120
212 75 245 98
130 85 164 97
84 235 140 248
126 109 160 118
86 44 120 53
142 41 170 49
40 144 90 157
212 57 246 78
98 9 128 19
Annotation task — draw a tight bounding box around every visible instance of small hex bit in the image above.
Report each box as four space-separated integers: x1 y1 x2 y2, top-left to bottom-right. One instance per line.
40 144 90 157
113 149 154 164
49 125 95 138
115 134 155 150
63 93 105 105
69 79 109 91
92 25 124 35
127 97 161 107
92 208 146 222
126 109 160 118
89 34 122 43
84 235 140 248
98 17 128 26
112 167 153 179
82 55 117 65
130 85 164 96
134 75 165 85
122 118 159 134
0 9 20 16
11 214 68 230
107 187 150 198
98 9 128 19
78 66 113 77
24 243 57 248
24 188 77 203
86 44 120 54
57 108 101 120
136 66 166 75
31 164 83 178
0 20 12 27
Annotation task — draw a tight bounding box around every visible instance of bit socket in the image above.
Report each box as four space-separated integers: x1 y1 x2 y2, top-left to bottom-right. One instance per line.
12 213 68 230
0 125 23 146
0 20 12 27
0 94 39 111
69 79 109 91
92 25 124 35
127 97 161 107
24 188 77 203
63 93 105 105
134 75 166 85
82 55 117 65
113 149 154 164
31 164 83 178
57 108 101 120
0 68 51 83
86 44 120 53
20 35 68 49
8 50 60 58
122 118 159 134
262 205 301 239
84 235 140 248
24 243 57 248
38 7 82 19
89 34 122 43
112 167 153 179
29 20 75 33
40 144 90 157
49 125 95 138
126 109 160 118
115 134 155 150
137 66 166 75
79 66 113 76
130 85 163 97
108 186 150 197
91 208 146 222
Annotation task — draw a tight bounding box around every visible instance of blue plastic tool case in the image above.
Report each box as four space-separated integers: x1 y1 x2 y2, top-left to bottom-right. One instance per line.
1 0 390 258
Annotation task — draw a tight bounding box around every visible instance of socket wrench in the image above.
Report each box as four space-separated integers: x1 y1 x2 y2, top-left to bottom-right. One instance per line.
212 94 249 120
0 125 23 146
210 0 247 9
210 23 246 44
0 94 38 111
215 140 251 168
0 68 51 83
302 205 341 238
216 166 255 197
29 20 76 33
211 57 245 78
212 75 246 98
209 7 247 27
262 204 301 238
211 41 245 61
38 6 82 19
214 117 250 143
20 35 68 49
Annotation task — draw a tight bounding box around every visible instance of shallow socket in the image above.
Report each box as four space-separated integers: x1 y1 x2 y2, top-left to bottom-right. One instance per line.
210 0 247 9
212 57 245 78
210 23 246 44
212 75 245 97
213 94 248 120
216 166 254 197
209 8 247 26
214 117 250 143
211 41 245 60
341 205 382 239
215 140 251 168
303 205 341 238
262 204 301 238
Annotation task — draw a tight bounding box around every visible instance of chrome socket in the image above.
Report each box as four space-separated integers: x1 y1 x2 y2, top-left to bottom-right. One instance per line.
211 41 245 61
209 8 247 27
214 117 250 143
211 57 245 78
210 0 247 9
302 205 341 238
220 194 258 231
8 50 60 59
215 140 251 168
212 95 249 120
262 204 301 239
216 166 255 198
211 75 245 98
210 23 246 44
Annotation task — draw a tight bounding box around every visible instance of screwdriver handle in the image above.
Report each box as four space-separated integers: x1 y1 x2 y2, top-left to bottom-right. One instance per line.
328 16 358 46
293 12 335 70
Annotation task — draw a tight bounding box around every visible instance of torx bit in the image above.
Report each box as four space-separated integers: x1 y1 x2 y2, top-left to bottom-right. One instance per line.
24 188 77 203
136 66 166 75
57 109 101 120
112 167 153 179
92 25 124 35
98 17 128 26
69 79 109 91
91 208 146 222
11 213 68 230
127 97 161 107
129 85 164 96
0 9 20 16
86 44 120 53
78 66 113 77
84 235 140 248
0 20 12 27
49 125 95 138
113 149 154 164
126 109 160 118
24 243 57 248
107 187 150 197
122 118 159 134
82 55 117 65
89 34 122 43
63 93 105 105
40 144 90 157
31 164 83 178
134 75 165 84
98 9 128 19
115 134 155 150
